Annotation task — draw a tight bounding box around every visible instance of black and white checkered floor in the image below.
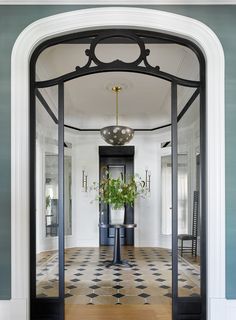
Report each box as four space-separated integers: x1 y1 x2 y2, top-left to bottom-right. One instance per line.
36 247 200 305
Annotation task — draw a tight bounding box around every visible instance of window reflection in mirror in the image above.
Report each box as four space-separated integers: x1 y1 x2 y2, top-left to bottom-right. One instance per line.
177 90 201 297
45 154 72 238
36 87 60 297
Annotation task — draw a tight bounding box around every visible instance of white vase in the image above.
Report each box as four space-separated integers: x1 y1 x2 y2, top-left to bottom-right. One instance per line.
110 207 125 225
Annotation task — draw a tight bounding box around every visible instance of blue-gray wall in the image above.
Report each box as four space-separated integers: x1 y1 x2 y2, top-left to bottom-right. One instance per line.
0 5 235 299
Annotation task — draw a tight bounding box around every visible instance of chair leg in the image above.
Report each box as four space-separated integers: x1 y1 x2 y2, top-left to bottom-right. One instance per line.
181 239 183 257
192 239 197 257
195 239 197 257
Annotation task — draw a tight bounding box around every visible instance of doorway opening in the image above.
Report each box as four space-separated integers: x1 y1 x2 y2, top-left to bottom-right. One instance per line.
99 146 135 246
30 28 205 320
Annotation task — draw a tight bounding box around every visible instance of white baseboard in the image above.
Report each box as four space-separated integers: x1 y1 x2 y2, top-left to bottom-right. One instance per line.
76 240 99 247
0 299 27 320
37 238 99 253
226 300 236 320
135 236 172 249
134 241 159 247
209 298 236 320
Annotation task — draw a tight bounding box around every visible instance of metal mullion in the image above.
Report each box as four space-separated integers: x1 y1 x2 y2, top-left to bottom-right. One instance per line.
30 85 37 302
36 89 58 124
200 61 207 320
177 88 200 122
171 82 178 320
58 82 65 319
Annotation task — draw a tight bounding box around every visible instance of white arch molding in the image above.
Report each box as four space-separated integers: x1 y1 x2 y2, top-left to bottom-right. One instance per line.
10 7 227 320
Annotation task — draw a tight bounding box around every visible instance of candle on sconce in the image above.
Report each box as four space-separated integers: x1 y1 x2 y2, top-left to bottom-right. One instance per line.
82 168 88 192
84 174 88 192
82 169 85 188
145 168 151 193
148 170 151 192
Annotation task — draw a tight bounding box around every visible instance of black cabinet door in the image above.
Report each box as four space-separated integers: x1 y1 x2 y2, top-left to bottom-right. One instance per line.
99 146 134 246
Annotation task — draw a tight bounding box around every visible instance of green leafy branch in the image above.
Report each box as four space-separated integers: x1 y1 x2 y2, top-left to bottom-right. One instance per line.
91 171 147 209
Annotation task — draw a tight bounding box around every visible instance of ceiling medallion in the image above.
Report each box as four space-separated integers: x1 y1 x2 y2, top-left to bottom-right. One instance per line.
100 86 134 146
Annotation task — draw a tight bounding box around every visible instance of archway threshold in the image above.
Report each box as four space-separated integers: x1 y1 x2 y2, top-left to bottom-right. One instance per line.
65 304 171 320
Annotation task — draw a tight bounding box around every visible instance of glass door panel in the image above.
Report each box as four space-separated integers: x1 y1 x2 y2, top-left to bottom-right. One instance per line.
172 83 204 320
64 155 72 237
32 83 65 320
36 88 59 298
177 93 201 298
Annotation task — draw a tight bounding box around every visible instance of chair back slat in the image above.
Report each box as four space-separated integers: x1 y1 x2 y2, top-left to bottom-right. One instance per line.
192 191 199 238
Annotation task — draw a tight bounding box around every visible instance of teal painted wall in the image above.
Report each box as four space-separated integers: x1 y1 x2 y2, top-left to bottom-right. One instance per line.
0 5 235 299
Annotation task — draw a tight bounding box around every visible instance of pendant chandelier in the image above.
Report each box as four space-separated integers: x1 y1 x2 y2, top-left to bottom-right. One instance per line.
100 86 134 146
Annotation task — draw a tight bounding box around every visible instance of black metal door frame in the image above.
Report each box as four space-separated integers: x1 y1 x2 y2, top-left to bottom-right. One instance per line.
30 81 65 319
30 28 206 320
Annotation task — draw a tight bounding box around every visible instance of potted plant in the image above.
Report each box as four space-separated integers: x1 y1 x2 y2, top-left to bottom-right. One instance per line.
92 171 146 224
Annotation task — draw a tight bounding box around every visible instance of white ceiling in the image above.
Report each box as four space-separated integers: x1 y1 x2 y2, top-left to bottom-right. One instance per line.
36 42 199 130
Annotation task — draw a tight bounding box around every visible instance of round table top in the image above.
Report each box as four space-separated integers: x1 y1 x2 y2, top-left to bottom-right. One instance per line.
99 223 137 229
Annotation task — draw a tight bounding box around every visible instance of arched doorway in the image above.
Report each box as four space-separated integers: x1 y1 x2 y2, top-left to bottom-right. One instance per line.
30 28 205 320
13 9 225 320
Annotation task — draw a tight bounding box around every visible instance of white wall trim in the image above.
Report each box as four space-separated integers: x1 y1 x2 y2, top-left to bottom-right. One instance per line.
11 6 226 320
2 0 236 5
0 300 27 320
209 298 236 320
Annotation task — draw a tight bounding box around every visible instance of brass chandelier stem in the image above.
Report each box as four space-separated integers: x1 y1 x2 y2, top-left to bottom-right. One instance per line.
100 85 133 146
116 89 118 125
112 86 122 126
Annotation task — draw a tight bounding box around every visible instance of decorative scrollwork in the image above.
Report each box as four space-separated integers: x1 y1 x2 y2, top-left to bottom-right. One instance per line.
75 30 160 71
36 29 200 88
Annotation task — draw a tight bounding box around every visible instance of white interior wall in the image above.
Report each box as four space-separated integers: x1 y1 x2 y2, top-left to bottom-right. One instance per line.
133 135 161 247
69 134 100 247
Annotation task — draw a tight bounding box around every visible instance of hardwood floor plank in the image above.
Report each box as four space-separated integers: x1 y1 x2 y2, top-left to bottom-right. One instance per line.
65 305 171 320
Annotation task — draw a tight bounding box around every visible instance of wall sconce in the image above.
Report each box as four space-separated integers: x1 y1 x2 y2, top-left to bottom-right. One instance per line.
82 169 88 192
145 168 151 193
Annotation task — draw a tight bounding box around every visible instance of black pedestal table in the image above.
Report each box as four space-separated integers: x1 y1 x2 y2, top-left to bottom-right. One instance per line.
99 223 137 268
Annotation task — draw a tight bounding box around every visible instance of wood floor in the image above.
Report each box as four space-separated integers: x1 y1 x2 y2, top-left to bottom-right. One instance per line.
65 304 172 320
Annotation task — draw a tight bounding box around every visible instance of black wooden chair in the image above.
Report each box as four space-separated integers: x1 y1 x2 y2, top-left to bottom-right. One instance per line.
178 191 199 257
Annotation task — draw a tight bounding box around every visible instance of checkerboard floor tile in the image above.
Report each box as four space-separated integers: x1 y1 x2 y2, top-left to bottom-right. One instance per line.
36 247 200 304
